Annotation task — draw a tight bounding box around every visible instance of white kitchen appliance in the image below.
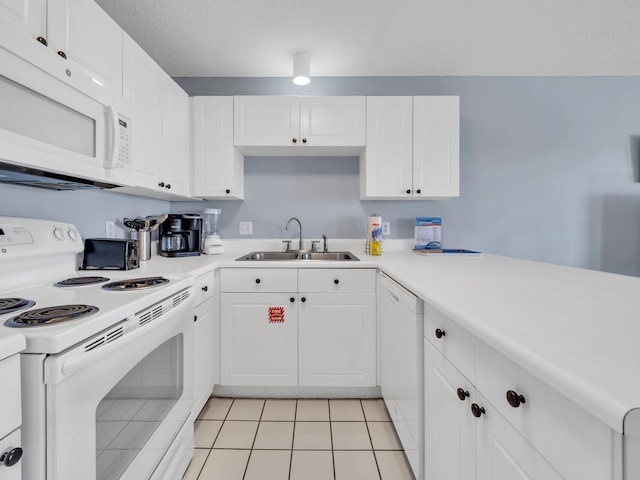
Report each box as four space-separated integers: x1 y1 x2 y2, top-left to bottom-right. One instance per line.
0 216 195 480
202 208 223 255
378 271 424 480
0 18 130 189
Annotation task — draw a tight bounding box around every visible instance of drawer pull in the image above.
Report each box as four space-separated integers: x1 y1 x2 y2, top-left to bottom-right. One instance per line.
334 279 340 285
435 328 446 339
255 278 261 284
301 297 306 302
471 403 485 418
194 315 198 322
202 285 208 292
506 390 526 408
1 447 23 467
456 388 470 401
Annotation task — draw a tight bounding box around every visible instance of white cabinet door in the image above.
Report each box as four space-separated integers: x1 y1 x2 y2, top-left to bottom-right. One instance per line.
298 293 376 387
221 293 298 386
161 73 191 197
0 0 45 37
299 96 365 147
413 96 460 198
424 340 476 480
47 0 122 98
360 96 413 199
192 96 244 199
122 34 162 190
234 96 299 146
475 392 564 480
193 297 214 417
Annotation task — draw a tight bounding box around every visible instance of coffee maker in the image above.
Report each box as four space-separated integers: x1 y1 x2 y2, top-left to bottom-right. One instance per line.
159 214 202 257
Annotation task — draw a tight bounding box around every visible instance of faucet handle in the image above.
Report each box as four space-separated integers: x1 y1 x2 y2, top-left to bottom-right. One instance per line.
311 241 320 253
282 240 291 252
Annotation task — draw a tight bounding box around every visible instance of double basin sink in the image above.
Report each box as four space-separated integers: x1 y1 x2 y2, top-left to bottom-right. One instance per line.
236 251 359 261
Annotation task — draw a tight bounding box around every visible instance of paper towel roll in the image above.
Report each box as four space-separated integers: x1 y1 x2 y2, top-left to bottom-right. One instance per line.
367 215 382 240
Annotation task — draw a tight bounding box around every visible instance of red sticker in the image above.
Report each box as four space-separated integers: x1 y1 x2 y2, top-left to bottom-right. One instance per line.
268 306 285 323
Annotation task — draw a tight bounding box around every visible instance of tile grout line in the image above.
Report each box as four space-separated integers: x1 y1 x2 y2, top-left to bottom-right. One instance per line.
287 399 298 480
361 399 383 480
328 400 336 480
241 398 266 480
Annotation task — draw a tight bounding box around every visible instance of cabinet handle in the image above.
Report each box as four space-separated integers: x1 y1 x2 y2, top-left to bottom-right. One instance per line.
290 297 295 303
435 328 446 339
406 189 411 194
158 182 165 188
292 138 297 143
202 285 208 292
255 278 261 284
225 189 231 194
166 184 171 189
416 189 421 194
194 315 198 322
302 138 307 144
36 36 48 46
0 447 22 467
301 297 306 302
456 388 470 401
471 403 485 418
506 390 526 408
334 279 340 285
57 50 67 59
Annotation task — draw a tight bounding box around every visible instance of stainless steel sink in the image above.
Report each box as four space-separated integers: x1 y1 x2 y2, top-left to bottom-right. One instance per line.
236 251 359 261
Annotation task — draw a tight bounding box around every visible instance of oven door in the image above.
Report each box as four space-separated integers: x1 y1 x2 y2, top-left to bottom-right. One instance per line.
42 289 194 480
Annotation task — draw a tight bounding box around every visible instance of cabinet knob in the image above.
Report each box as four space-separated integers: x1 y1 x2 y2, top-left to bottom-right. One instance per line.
57 50 67 59
456 388 470 401
471 403 485 418
0 447 23 467
406 189 411 194
158 182 165 188
435 328 446 339
334 279 340 285
255 278 261 284
166 184 171 189
194 315 198 322
202 285 208 292
416 189 421 194
302 138 307 144
225 189 231 194
506 390 526 408
36 36 48 46
292 138 297 143
301 297 306 302
290 297 295 302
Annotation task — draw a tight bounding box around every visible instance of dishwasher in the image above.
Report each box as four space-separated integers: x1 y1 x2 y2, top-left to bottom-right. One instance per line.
378 272 424 480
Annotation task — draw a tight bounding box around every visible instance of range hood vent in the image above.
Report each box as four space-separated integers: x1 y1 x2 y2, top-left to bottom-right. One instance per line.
0 162 119 191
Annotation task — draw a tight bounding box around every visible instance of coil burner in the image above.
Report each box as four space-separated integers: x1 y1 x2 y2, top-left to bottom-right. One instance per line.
101 277 170 291
0 298 36 316
7 304 99 327
54 276 111 287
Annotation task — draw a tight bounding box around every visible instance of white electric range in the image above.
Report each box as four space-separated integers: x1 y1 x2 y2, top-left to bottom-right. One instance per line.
0 216 195 480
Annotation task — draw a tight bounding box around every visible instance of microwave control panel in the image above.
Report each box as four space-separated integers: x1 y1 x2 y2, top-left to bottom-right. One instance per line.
107 114 131 171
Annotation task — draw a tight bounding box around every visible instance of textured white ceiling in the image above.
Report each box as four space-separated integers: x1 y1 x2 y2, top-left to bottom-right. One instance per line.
94 0 640 77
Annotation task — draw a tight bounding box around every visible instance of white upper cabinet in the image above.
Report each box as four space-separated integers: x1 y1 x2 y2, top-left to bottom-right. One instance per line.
360 96 459 200
192 96 244 199
47 0 122 98
161 72 191 197
234 96 366 155
0 0 46 38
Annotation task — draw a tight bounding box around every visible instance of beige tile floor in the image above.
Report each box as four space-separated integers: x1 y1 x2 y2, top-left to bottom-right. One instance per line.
182 397 415 480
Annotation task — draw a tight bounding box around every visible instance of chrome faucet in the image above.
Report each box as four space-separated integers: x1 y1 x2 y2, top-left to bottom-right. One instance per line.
322 234 328 253
285 217 304 251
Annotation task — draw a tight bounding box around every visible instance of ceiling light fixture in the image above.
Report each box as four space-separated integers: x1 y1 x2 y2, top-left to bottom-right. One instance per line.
293 53 310 86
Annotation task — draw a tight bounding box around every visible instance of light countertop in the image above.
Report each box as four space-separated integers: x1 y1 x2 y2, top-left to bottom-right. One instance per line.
0 330 26 361
114 240 640 434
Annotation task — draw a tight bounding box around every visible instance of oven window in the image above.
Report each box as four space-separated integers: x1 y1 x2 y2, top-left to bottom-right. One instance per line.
0 74 96 156
95 335 184 480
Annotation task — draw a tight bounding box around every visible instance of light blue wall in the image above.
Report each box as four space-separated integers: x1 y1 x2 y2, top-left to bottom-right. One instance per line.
2 76 640 275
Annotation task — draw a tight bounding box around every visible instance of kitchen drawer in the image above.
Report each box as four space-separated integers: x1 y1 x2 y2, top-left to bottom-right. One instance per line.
221 268 297 292
298 268 376 294
475 340 615 480
0 355 21 437
424 303 475 383
193 270 215 306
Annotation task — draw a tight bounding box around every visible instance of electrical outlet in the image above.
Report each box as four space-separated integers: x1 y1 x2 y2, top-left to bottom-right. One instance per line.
239 221 253 235
105 221 116 238
382 222 391 236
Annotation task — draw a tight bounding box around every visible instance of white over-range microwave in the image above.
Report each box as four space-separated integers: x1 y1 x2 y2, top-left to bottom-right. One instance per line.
0 19 130 189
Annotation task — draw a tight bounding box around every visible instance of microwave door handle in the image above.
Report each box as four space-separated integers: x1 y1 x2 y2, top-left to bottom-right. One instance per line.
104 105 120 169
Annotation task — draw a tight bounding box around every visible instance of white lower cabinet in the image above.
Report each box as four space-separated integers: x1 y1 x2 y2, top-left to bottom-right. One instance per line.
220 268 376 388
193 271 215 418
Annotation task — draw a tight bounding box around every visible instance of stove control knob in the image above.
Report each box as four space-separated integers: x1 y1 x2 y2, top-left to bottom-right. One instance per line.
53 227 65 241
67 229 79 242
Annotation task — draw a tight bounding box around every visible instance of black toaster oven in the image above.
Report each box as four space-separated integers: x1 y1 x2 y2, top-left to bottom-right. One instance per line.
82 238 139 270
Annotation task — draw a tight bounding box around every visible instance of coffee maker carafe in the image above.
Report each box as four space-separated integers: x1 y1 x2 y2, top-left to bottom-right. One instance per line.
159 214 202 257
